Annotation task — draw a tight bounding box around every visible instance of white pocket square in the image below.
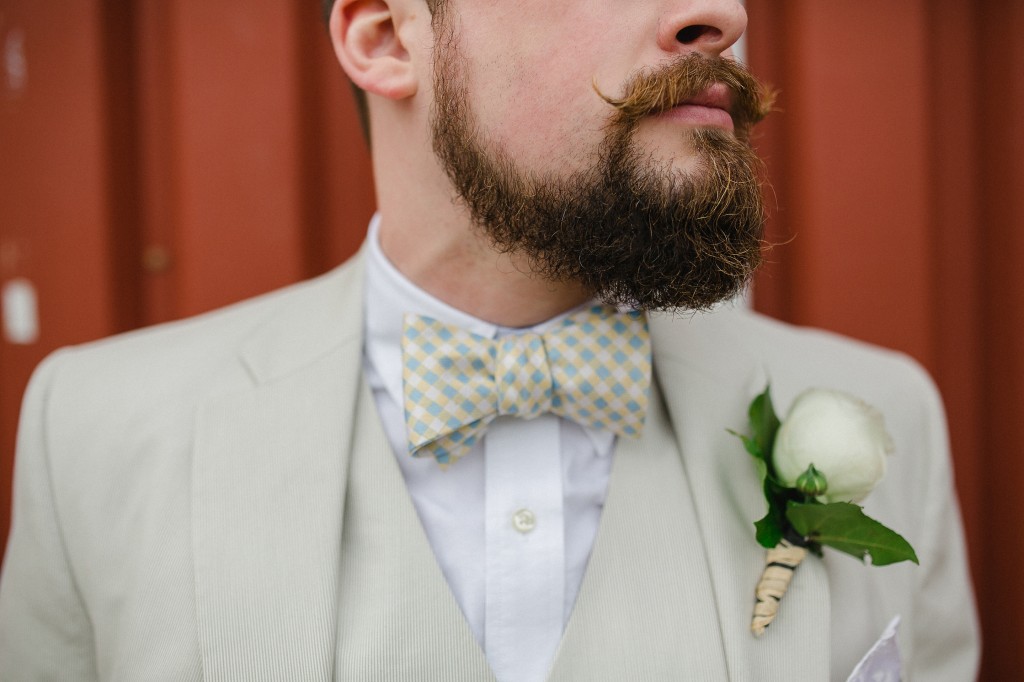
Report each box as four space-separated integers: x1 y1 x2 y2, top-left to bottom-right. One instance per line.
846 615 902 682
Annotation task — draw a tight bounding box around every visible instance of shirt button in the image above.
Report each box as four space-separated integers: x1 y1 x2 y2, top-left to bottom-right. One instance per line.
512 508 536 534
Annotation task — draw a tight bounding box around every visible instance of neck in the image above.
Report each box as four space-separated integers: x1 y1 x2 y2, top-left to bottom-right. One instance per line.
377 214 591 328
369 114 591 327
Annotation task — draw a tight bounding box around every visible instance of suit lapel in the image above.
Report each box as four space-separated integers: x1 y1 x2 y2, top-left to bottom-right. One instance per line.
548 379 730 680
650 308 831 681
334 376 496 680
193 258 366 681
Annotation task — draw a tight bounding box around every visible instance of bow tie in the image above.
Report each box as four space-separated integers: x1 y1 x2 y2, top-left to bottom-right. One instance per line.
401 304 651 467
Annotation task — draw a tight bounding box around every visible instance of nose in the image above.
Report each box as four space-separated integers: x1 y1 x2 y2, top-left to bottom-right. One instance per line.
657 0 748 57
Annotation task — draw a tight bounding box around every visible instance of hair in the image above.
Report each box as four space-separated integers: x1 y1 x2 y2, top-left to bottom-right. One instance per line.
321 0 447 144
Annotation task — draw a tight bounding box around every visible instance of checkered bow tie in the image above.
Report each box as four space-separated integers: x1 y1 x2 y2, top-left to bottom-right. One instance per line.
401 304 652 467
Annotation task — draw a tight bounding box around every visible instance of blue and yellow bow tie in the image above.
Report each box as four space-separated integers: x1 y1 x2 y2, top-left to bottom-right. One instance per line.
400 305 651 467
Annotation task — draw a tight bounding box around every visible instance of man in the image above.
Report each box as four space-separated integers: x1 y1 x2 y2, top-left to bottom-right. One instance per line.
0 0 978 680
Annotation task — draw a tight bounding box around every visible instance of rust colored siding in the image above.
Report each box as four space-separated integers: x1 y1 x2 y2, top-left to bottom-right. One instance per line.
747 1 1024 677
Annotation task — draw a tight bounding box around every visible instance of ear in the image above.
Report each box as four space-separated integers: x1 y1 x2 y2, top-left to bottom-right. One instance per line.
329 0 419 100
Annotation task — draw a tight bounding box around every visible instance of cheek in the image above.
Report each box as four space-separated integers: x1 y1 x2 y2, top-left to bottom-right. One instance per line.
453 10 633 172
470 51 607 171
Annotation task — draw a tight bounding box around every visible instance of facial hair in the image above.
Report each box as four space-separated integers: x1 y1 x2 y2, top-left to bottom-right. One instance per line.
430 27 774 312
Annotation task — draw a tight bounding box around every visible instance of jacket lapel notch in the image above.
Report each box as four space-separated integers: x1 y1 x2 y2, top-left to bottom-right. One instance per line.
193 257 367 681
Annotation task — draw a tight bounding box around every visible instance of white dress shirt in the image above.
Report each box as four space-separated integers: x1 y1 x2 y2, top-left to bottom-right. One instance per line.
362 215 615 682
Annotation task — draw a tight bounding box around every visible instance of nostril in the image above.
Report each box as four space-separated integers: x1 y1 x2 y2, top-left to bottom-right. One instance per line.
676 24 722 45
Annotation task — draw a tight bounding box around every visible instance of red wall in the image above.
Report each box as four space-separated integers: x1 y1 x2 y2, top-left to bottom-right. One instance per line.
747 2 1024 678
2 1 1019 677
1 1 122 552
0 0 373 572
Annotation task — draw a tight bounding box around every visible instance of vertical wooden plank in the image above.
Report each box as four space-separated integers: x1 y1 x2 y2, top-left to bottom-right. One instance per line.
99 1 146 335
745 0 794 321
168 0 307 316
977 3 1024 678
296 6 376 275
135 0 181 325
784 0 935 365
0 1 117 552
923 0 984 635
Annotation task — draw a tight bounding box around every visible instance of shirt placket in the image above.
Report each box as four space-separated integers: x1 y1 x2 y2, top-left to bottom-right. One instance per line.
484 413 565 682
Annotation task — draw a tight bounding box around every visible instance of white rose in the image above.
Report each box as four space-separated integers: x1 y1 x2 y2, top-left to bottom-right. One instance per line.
773 388 893 504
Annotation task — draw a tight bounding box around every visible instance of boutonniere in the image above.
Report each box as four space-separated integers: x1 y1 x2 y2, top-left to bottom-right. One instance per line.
730 386 918 637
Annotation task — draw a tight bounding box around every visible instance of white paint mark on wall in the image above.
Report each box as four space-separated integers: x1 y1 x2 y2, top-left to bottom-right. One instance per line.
734 0 747 64
2 278 40 345
734 32 747 65
5 27 27 96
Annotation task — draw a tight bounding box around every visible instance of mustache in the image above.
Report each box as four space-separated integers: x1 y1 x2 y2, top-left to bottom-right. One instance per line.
595 54 776 136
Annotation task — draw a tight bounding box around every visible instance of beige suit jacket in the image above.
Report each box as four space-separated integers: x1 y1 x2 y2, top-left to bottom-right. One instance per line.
0 254 979 680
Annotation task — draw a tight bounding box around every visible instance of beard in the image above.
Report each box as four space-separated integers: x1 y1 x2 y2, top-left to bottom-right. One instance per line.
430 26 773 312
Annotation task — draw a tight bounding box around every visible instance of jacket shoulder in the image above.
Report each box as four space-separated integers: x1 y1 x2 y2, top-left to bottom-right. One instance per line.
43 256 362 393
652 304 937 404
24 256 364 458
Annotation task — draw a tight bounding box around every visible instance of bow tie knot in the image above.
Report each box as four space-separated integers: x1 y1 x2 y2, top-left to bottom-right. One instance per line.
496 334 553 419
402 305 651 466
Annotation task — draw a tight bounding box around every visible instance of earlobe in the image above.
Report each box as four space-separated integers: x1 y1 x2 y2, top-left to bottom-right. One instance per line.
330 0 419 100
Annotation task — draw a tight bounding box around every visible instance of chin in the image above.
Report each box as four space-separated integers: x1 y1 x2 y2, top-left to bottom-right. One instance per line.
633 131 704 171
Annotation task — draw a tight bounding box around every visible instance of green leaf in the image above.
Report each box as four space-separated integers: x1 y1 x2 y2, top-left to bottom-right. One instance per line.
754 510 783 548
727 429 763 461
748 386 781 471
786 502 919 566
758 476 801 545
752 457 768 485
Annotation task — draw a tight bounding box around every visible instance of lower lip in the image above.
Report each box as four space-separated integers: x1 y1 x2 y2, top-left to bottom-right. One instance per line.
659 104 735 131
